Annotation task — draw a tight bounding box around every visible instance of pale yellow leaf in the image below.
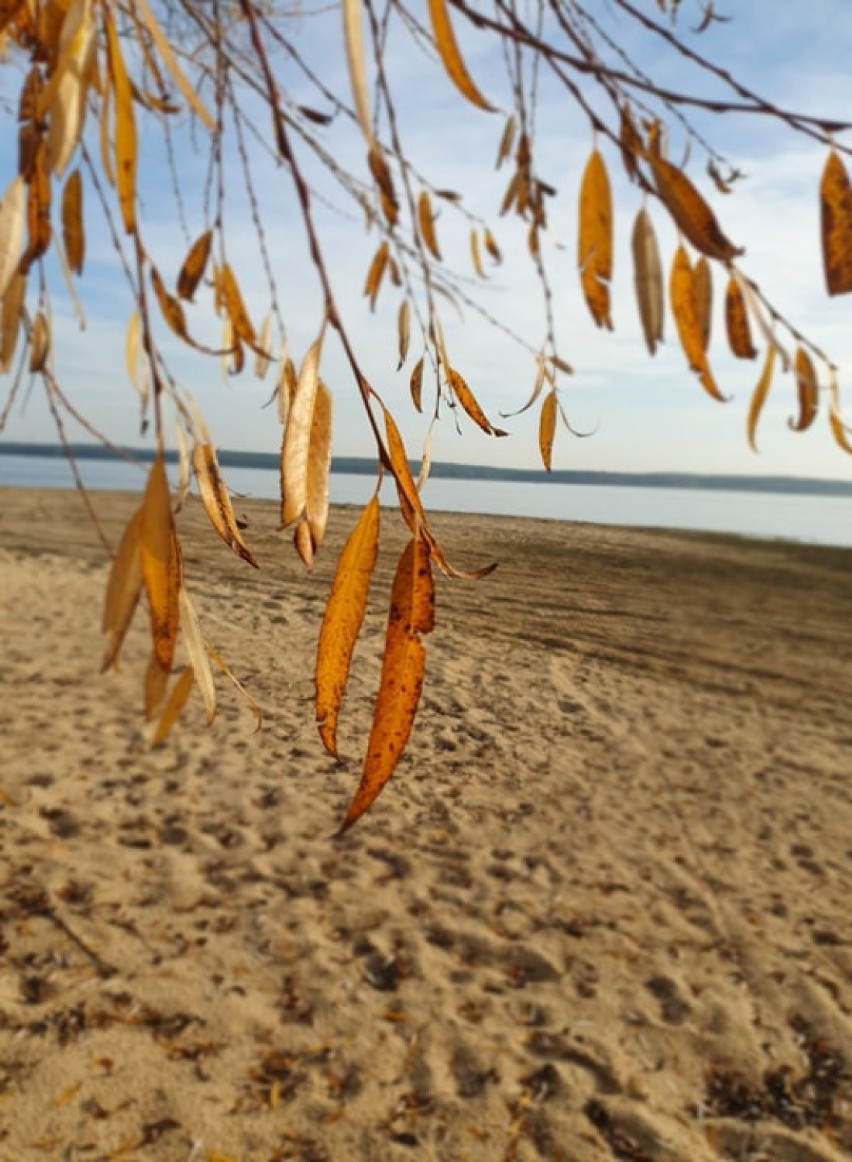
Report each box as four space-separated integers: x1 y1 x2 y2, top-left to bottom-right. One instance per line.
105 12 137 233
178 586 216 724
343 0 373 144
0 176 25 301
631 207 663 355
281 335 323 528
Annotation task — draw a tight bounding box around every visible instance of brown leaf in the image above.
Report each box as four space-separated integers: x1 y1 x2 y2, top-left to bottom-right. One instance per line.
343 0 373 144
363 240 389 311
469 228 485 278
790 347 819 432
22 140 51 271
177 229 212 302
151 266 191 342
368 145 398 226
105 12 137 234
315 495 380 757
578 149 613 330
631 207 663 355
427 0 493 111
102 505 144 671
446 367 506 436
723 274 756 360
133 0 215 130
0 176 25 301
484 229 502 264
219 263 256 347
747 345 776 452
61 169 84 274
339 536 434 832
539 390 557 472
192 442 258 567
820 149 852 296
418 190 441 260
693 256 713 353
651 155 741 261
396 300 410 369
28 310 50 372
670 244 726 402
409 356 424 412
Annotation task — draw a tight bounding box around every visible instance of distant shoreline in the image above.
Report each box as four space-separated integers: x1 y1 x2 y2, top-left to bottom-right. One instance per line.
2 439 851 498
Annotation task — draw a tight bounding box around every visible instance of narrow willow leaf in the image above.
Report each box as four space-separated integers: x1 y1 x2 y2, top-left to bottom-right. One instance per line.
0 270 26 373
124 310 149 407
693 257 713 353
177 229 213 302
340 536 435 832
140 454 180 673
670 244 726 402
502 357 549 418
61 169 84 274
173 421 192 512
790 347 819 432
255 313 273 379
343 0 373 144
105 12 137 234
363 240 389 311
828 373 852 453
281 335 322 528
277 352 296 426
151 667 195 746
316 495 380 757
102 505 144 670
496 115 516 169
133 0 215 130
151 266 191 342
631 207 663 355
179 586 216 724
43 0 94 177
820 149 852 296
724 274 756 360
418 190 441 260
192 442 259 567
731 269 791 372
368 145 398 226
651 155 742 262
396 300 410 370
145 647 170 720
578 148 613 330
0 176 25 300
747 345 776 452
301 379 333 564
447 367 507 436
99 79 115 187
410 356 424 412
539 390 557 472
484 229 502 263
427 0 494 111
29 311 50 372
22 142 52 271
469 228 485 279
219 263 256 347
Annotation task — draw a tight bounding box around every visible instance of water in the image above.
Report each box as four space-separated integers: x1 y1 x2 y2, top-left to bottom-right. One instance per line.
1 452 851 548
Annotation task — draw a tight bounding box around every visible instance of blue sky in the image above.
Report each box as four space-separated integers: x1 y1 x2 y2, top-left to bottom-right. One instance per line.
4 1 852 481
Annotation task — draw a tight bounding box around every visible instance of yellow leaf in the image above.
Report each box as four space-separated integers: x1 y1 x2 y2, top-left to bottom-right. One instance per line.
396 299 410 369
446 367 506 436
105 11 137 234
277 352 297 426
28 310 50 372
140 454 180 674
177 229 212 302
0 270 26 373
299 378 333 566
368 145 398 227
43 0 94 177
179 586 216 724
409 356 424 412
693 256 712 354
651 155 741 262
418 190 441 260
539 390 557 472
0 175 25 300
102 505 144 671
133 0 215 130
61 169 84 274
151 667 194 746
578 148 613 330
789 347 818 432
151 266 191 342
343 0 373 144
747 345 776 452
484 228 502 264
340 536 435 832
255 312 273 378
316 495 380 757
820 148 852 296
495 114 516 169
669 245 726 402
631 207 663 355
363 240 389 311
219 263 256 347
281 335 323 529
192 442 259 567
427 0 494 111
469 228 484 278
145 647 170 720
723 274 756 360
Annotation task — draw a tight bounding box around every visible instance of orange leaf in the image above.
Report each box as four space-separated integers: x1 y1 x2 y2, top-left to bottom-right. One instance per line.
427 0 493 111
669 245 726 402
296 379 333 567
105 11 137 234
397 300 410 369
418 190 441 260
578 148 613 330
316 495 380 757
152 667 195 745
363 240 389 311
789 347 819 432
177 229 212 302
539 390 557 472
340 536 435 832
820 149 852 296
192 442 258 567
747 345 776 452
651 155 741 261
1 270 26 373
61 169 84 275
723 274 756 360
219 263 256 347
693 256 712 354
140 453 180 674
409 357 424 412
102 504 144 670
446 367 506 436
0 176 25 301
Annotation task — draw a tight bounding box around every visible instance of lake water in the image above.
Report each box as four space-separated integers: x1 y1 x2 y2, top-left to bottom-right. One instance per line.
1 452 851 548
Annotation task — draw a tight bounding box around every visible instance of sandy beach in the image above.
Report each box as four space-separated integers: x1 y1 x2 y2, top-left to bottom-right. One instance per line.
1 485 851 1162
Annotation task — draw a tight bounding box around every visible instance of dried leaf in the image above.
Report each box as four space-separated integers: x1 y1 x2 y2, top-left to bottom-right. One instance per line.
28 310 50 372
484 229 501 264
368 145 398 226
301 379 333 565
446 367 507 436
409 356 424 412
0 175 25 301
828 379 852 454
316 495 380 756
670 244 726 402
151 266 190 342
631 206 663 355
151 667 194 746
105 11 137 234
255 313 273 379
723 274 756 360
820 149 852 296
418 190 441 260
539 390 557 471
651 155 741 261
281 335 322 529
747 345 776 452
43 0 94 177
790 347 819 432
133 0 215 130
427 0 493 111
496 115 516 169
140 453 180 675
693 256 712 353
177 229 212 302
61 169 84 274
192 442 258 567
363 240 389 311
22 141 52 271
343 0 373 144
219 263 256 347
1 270 26 373
578 149 613 330
396 300 410 369
179 586 216 724
469 228 485 278
340 536 435 832
102 505 144 670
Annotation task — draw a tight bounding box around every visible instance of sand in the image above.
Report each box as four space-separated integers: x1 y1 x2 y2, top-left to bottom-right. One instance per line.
1 485 851 1162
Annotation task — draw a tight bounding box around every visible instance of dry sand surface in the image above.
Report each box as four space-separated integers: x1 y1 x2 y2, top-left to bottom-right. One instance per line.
1 486 852 1162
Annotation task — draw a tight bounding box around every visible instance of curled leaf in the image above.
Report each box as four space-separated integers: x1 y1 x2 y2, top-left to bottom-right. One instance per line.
651 155 741 261
192 442 258 567
790 347 819 432
747 345 776 452
670 244 726 402
397 300 410 369
177 229 213 301
151 667 195 746
410 356 424 412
